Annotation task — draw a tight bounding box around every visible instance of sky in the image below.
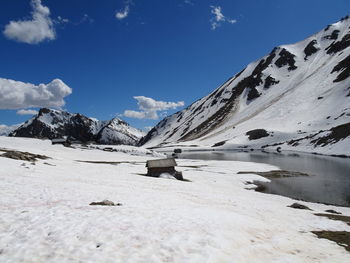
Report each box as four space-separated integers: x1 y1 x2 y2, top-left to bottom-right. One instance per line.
0 0 349 130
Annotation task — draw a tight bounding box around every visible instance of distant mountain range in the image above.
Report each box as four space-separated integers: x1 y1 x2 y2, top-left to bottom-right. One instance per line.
140 15 350 156
9 108 144 145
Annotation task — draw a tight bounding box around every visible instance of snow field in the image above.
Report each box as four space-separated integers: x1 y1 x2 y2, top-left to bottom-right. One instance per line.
0 137 350 262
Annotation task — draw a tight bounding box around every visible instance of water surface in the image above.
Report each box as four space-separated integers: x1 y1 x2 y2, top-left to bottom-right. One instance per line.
178 151 350 207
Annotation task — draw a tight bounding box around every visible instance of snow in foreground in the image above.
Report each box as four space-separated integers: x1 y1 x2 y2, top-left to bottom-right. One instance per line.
0 137 349 263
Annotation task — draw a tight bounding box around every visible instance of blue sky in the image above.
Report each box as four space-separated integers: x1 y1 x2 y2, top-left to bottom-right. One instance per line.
0 0 349 130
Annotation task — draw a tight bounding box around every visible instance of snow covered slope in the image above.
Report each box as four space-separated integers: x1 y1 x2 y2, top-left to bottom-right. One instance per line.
141 16 350 156
96 118 145 145
10 108 144 145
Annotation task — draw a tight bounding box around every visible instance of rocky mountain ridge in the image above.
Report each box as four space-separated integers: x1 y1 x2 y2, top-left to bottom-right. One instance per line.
10 108 144 145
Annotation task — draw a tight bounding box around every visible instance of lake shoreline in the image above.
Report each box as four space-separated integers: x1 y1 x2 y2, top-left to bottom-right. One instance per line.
151 145 350 159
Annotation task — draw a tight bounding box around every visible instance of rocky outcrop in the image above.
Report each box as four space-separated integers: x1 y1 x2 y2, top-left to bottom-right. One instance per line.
304 40 319 60
246 129 270 140
331 54 350 82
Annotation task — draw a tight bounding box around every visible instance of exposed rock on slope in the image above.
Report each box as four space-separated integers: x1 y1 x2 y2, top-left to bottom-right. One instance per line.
141 16 350 156
10 108 144 145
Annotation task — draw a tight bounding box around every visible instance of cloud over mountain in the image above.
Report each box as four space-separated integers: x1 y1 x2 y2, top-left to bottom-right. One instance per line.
16 109 39 116
0 78 72 109
123 96 184 120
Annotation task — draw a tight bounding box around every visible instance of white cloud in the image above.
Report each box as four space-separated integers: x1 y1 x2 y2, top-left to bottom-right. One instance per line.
3 0 58 44
210 6 237 30
0 78 72 110
135 96 184 111
116 5 130 20
56 16 70 24
123 110 158 120
123 96 185 120
0 124 21 136
16 109 38 115
184 0 194 5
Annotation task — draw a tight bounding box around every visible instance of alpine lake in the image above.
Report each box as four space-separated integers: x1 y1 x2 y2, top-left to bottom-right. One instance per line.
175 150 350 207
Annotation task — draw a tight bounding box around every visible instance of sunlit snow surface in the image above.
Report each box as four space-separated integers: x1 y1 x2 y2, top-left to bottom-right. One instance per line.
0 137 349 262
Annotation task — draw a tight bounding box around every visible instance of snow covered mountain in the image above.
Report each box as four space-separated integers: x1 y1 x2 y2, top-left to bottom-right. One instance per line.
96 118 145 145
141 16 350 156
10 108 144 145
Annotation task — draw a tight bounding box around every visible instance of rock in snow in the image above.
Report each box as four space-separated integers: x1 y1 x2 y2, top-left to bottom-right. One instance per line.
89 200 122 206
10 108 144 145
140 16 350 156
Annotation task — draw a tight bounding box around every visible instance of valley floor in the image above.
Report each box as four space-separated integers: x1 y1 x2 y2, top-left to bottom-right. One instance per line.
0 137 349 263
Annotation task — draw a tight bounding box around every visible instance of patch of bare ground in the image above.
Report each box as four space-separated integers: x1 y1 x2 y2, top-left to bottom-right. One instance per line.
314 213 350 226
312 231 350 252
311 213 350 252
238 170 310 179
0 148 49 162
